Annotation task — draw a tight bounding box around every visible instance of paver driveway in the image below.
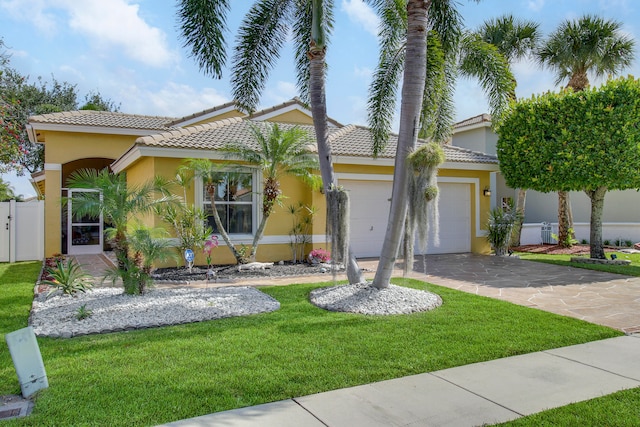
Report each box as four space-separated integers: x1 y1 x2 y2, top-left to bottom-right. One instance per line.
407 254 640 334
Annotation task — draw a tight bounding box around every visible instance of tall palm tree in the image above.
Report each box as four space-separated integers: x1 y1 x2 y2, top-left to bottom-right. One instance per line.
178 0 365 284
368 1 515 288
536 14 635 246
476 15 540 246
221 123 320 260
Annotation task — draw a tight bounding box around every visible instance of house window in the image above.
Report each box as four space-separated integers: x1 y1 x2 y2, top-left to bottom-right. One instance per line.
203 171 255 235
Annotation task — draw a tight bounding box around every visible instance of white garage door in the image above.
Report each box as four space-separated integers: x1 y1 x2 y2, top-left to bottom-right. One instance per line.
342 180 471 257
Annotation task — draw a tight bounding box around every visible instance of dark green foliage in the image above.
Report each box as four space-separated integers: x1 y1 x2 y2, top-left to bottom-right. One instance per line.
497 77 640 193
41 258 93 297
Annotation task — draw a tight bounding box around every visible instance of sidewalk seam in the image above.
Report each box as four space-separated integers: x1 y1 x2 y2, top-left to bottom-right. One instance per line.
292 397 330 426
543 350 640 384
427 372 525 418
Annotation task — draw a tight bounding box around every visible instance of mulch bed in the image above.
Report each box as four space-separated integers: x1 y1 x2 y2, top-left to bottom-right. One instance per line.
512 244 617 255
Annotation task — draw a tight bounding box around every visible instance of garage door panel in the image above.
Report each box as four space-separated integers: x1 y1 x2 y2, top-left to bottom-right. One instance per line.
342 180 471 258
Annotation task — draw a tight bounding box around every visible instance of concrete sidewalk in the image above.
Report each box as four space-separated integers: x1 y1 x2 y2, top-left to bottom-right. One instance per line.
159 335 640 427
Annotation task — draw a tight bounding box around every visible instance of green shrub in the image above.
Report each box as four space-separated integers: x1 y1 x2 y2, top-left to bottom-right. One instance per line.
41 259 93 297
76 304 93 320
486 203 518 256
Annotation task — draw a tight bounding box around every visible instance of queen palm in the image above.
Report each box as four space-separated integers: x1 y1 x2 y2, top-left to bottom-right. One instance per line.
221 123 320 261
179 0 365 283
537 15 635 246
368 1 515 288
476 15 540 246
66 169 173 293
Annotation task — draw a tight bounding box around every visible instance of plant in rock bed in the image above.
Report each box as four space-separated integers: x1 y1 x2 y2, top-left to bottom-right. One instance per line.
41 258 93 297
486 200 520 256
308 248 331 264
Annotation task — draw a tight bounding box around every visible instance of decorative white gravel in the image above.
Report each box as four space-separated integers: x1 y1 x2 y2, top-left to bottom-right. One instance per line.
29 287 280 338
309 282 442 315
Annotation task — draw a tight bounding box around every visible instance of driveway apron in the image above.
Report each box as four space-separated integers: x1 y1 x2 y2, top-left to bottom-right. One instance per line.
408 253 640 334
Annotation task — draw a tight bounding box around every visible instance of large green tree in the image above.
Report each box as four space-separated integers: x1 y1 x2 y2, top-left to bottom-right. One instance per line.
475 14 540 247
0 38 119 174
221 123 320 261
178 0 365 283
497 76 640 259
536 15 635 246
367 1 515 288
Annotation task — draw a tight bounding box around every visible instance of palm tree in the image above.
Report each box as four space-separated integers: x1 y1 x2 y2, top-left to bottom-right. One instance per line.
536 15 635 246
0 177 20 201
475 15 540 246
368 2 515 288
66 169 171 268
67 169 173 294
178 0 365 284
181 158 248 264
221 123 320 260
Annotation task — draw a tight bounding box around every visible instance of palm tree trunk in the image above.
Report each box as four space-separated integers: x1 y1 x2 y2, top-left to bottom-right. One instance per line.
309 5 364 285
249 213 269 261
587 187 607 259
372 0 429 289
207 190 244 263
510 188 527 247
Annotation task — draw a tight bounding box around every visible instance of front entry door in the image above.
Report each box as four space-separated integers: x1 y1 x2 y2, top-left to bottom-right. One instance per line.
68 189 103 255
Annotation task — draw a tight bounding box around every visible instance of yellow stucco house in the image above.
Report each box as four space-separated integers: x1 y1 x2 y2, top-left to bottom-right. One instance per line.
27 98 498 265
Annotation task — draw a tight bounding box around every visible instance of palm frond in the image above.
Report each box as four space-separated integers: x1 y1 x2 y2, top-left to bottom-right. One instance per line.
231 0 293 112
178 0 231 79
367 38 405 156
459 32 515 122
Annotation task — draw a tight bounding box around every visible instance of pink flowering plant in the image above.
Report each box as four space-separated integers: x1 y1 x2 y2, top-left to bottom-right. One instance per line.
203 235 219 268
309 248 331 263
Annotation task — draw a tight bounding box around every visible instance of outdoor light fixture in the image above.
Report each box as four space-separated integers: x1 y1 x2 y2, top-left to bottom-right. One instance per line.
483 187 491 197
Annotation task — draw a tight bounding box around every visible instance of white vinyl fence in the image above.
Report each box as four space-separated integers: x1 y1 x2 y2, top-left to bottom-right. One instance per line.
521 222 640 246
0 200 44 263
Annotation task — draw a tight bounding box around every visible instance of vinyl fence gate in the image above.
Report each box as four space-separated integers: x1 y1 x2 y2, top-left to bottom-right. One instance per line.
0 200 44 263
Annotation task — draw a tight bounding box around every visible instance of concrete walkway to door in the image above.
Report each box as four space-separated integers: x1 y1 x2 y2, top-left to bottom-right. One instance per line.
406 253 640 334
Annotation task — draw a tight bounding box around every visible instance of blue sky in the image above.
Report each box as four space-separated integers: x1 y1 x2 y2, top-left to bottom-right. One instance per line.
2 0 639 197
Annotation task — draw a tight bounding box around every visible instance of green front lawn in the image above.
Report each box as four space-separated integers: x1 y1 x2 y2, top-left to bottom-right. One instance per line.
517 251 640 276
493 387 640 426
0 262 623 426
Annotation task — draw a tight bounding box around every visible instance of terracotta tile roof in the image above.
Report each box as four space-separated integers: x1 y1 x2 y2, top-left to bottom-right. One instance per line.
454 113 492 129
166 100 240 127
135 119 497 164
28 110 176 131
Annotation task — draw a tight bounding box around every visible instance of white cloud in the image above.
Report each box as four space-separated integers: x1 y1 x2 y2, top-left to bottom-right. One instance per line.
263 81 299 107
341 0 379 37
527 0 545 12
354 66 372 79
0 0 59 35
1 0 175 68
121 82 229 117
60 0 175 68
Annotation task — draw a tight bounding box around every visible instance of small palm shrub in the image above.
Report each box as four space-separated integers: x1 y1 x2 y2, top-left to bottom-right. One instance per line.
486 204 518 256
41 258 93 297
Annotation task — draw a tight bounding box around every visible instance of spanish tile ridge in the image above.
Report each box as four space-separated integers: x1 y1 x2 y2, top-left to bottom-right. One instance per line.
29 109 176 123
248 97 307 118
165 100 241 126
136 116 245 145
454 113 492 128
327 124 358 143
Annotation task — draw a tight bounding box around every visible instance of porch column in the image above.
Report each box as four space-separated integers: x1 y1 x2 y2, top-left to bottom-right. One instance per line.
44 163 62 257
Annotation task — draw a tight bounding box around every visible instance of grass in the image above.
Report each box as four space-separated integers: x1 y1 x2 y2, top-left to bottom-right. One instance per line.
517 251 640 276
0 261 624 426
493 387 640 426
